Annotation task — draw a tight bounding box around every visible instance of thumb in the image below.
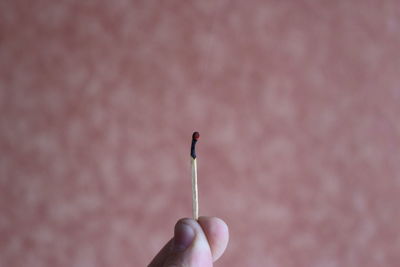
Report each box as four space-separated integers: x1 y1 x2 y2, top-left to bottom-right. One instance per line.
164 218 213 267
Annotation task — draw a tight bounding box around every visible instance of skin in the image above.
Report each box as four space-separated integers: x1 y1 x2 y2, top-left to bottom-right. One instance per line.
148 216 229 267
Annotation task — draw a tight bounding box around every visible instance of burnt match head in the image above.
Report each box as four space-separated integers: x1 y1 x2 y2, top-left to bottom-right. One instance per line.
192 132 200 141
190 131 200 158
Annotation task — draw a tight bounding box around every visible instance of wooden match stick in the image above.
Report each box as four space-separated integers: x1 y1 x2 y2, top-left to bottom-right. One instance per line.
190 132 200 220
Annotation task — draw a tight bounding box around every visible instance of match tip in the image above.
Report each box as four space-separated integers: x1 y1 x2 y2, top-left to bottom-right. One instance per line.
192 131 200 141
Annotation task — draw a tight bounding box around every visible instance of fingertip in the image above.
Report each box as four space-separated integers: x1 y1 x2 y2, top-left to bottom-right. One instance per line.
164 218 213 266
173 220 196 251
198 216 229 261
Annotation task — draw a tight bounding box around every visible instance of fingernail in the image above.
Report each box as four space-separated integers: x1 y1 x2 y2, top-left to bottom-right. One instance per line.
173 222 195 251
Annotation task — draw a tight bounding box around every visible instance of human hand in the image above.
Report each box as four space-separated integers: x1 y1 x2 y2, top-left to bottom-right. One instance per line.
148 216 229 267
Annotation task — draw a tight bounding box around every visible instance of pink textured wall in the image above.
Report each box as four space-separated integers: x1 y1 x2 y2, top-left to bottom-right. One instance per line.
1 0 400 266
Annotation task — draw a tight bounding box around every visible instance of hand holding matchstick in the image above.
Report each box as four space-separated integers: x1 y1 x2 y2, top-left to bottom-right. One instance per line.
148 131 230 266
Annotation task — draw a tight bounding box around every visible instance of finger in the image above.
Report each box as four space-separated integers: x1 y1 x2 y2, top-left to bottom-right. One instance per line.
163 218 213 267
197 216 229 261
148 217 229 267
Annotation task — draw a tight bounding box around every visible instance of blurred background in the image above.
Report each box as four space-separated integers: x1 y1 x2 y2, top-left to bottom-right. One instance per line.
1 0 400 266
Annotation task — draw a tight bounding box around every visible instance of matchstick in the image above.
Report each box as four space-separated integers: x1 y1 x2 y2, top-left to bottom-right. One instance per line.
190 132 200 220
